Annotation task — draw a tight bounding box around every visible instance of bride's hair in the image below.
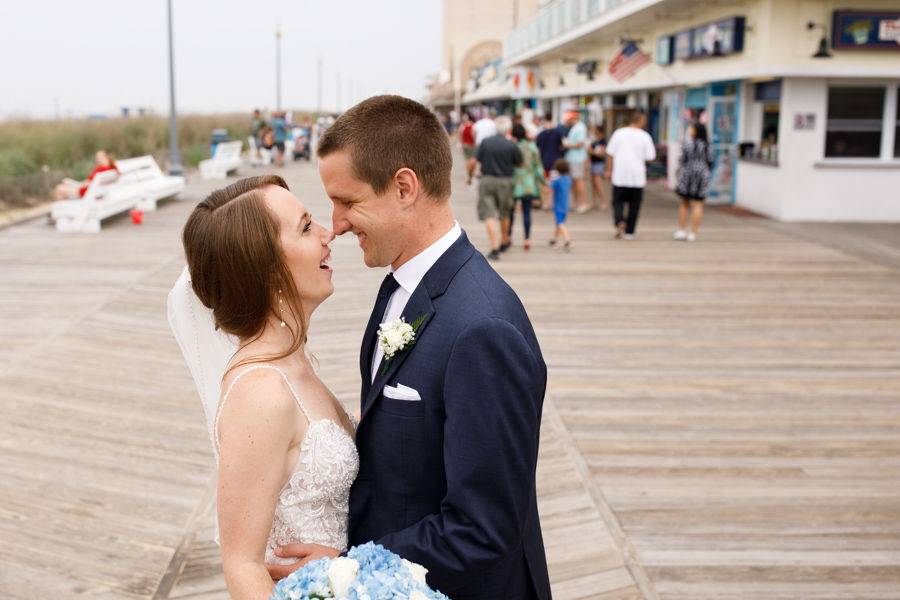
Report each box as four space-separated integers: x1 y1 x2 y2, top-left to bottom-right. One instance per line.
182 175 308 372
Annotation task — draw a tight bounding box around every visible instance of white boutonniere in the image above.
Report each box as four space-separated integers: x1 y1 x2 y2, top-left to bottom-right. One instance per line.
378 314 427 373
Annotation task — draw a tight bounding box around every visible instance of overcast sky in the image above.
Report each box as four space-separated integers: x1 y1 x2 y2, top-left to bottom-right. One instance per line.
0 0 442 119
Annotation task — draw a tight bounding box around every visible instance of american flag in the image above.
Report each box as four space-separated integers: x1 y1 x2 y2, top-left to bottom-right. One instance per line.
608 41 651 82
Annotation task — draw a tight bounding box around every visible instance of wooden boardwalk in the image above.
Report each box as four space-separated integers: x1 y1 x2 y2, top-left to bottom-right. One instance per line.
1 153 898 600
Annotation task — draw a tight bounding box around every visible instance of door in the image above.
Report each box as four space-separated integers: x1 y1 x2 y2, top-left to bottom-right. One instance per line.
708 95 738 204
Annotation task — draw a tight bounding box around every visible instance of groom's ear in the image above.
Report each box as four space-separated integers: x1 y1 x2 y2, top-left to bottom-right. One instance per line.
393 167 420 208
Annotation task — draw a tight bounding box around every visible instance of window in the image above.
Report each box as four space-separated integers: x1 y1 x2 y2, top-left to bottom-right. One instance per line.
742 81 781 163
896 87 900 158
825 87 885 158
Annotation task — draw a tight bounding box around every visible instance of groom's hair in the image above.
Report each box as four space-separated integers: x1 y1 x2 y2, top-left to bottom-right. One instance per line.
317 95 452 201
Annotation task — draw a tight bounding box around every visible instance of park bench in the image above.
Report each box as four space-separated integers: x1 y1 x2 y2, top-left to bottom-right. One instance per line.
199 140 242 179
247 136 273 167
50 169 138 233
115 155 186 211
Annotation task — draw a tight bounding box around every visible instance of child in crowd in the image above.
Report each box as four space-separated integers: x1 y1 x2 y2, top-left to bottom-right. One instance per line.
549 158 572 251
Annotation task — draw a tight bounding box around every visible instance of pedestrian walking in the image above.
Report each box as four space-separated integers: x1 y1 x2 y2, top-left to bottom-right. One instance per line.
251 109 267 150
271 112 288 167
473 109 498 147
605 111 656 240
548 159 573 251
674 123 713 242
562 111 589 212
458 113 476 184
471 115 522 260
510 123 545 251
589 125 609 210
536 112 565 209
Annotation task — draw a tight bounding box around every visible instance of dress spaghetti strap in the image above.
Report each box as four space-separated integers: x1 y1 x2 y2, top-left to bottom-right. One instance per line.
214 364 311 454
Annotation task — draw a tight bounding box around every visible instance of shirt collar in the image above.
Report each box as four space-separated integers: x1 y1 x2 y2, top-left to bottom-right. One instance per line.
390 221 462 295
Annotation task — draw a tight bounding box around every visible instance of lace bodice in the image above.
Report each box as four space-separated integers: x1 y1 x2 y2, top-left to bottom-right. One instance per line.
215 365 359 565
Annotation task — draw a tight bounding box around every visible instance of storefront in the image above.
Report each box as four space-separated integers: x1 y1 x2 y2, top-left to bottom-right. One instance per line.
736 76 900 221
503 0 900 220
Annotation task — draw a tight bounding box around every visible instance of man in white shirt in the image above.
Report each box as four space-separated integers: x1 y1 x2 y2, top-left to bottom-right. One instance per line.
473 110 498 147
605 111 657 240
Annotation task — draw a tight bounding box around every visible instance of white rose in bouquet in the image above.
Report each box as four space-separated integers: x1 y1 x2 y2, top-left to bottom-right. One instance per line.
327 557 359 598
402 559 429 585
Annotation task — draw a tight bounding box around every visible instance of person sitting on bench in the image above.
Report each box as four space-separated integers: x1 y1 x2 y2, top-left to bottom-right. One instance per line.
53 150 118 200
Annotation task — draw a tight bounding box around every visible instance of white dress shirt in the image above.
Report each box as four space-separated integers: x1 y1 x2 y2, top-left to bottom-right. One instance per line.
371 221 462 380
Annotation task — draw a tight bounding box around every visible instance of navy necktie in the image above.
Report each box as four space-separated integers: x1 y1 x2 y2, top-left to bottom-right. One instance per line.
364 273 400 379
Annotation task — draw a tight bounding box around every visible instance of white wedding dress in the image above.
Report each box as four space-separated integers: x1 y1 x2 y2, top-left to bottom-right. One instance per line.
167 268 359 565
215 365 359 565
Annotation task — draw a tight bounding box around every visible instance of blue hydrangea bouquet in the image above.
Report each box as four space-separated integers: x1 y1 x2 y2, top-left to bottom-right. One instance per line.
270 542 450 600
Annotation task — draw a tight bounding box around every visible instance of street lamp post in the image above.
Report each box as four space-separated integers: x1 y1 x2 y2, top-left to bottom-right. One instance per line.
316 54 323 116
336 71 341 113
166 0 182 175
276 26 283 110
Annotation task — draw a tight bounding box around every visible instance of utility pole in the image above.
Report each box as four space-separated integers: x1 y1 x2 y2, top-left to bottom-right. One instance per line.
451 45 461 126
336 71 342 113
275 26 283 111
316 54 323 116
166 0 182 175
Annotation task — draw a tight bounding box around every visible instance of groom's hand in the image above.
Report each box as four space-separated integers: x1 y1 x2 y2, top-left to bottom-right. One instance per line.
266 544 341 579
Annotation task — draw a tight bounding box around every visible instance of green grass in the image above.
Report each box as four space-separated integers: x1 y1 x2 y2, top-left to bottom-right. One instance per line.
0 113 254 208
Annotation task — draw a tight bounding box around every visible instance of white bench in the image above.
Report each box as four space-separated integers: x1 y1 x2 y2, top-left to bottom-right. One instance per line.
115 155 186 211
247 136 273 167
199 140 242 179
50 169 139 233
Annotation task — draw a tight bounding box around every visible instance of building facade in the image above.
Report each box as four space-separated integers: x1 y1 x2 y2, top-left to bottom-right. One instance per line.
428 0 543 114
502 0 900 221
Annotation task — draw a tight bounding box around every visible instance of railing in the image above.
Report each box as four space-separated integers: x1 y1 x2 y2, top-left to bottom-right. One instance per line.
504 0 634 60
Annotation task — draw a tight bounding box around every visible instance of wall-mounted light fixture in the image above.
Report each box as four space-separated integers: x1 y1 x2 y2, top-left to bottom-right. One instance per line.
806 21 832 58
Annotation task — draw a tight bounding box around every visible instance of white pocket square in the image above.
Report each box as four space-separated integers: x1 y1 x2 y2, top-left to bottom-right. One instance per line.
383 383 422 401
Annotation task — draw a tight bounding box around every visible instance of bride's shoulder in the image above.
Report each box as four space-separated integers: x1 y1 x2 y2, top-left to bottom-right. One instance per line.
219 365 297 422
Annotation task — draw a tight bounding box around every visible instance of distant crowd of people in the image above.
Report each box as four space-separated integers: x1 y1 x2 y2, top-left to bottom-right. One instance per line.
458 108 713 259
250 109 320 167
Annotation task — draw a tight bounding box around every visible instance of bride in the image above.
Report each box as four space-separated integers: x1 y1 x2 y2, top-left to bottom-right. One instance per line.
169 175 358 599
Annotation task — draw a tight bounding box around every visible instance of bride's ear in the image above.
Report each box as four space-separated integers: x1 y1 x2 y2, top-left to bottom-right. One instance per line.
393 167 419 208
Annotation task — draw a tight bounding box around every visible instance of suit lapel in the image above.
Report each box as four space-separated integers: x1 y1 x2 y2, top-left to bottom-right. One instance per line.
362 287 435 421
359 298 385 394
357 231 477 425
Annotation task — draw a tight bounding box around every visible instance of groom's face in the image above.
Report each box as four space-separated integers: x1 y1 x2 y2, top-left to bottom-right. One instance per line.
319 150 402 268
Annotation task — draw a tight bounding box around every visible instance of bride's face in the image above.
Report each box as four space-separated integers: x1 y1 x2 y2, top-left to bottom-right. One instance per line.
263 185 335 308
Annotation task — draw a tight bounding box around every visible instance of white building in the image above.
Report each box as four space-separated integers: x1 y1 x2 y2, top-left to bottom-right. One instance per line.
503 0 900 221
427 0 542 112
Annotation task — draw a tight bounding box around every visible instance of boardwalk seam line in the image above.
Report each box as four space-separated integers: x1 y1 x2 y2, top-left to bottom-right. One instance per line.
152 472 218 599
544 396 660 600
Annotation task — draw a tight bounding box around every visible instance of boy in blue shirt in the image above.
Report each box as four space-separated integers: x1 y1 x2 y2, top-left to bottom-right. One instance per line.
549 158 573 251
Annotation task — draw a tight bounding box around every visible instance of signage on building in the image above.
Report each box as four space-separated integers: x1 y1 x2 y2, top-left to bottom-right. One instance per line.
794 114 816 130
833 11 900 50
659 16 746 64
509 67 539 98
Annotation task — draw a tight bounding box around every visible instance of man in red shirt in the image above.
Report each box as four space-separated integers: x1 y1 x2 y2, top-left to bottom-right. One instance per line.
458 113 476 184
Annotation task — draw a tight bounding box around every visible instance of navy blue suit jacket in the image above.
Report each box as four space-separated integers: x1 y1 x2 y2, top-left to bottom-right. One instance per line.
349 232 551 600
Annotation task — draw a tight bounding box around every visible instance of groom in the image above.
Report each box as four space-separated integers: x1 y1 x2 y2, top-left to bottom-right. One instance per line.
273 96 551 600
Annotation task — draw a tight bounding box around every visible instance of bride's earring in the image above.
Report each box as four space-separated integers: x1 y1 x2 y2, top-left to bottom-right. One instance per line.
278 290 286 327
